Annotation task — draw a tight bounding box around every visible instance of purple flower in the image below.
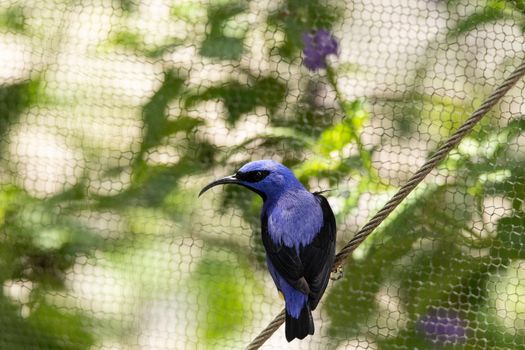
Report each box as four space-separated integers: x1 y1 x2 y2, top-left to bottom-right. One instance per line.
302 29 339 71
417 307 468 346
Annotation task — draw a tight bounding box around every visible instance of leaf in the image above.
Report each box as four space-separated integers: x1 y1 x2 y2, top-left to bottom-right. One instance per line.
109 30 144 50
252 76 287 115
199 2 247 60
27 303 94 349
200 36 245 60
493 214 525 259
171 3 206 22
164 116 204 135
449 4 508 37
325 186 441 340
376 327 430 349
100 138 216 208
144 40 183 58
0 6 26 32
397 242 482 316
0 78 40 136
141 70 185 153
187 81 254 125
0 296 77 350
317 120 355 156
192 252 256 344
115 0 136 13
108 30 182 58
186 76 286 126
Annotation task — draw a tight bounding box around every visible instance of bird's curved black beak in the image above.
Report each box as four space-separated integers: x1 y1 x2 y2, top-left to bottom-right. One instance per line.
198 174 239 197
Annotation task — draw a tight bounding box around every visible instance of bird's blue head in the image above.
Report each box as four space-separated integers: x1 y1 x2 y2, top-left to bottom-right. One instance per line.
199 160 304 201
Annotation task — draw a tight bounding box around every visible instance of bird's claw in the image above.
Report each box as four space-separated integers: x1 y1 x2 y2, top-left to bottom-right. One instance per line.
330 265 343 280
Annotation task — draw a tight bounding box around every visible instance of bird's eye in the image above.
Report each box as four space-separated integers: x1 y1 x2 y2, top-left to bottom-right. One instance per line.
236 170 270 182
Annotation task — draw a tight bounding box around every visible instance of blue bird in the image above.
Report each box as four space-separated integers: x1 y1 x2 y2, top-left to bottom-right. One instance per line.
199 160 336 341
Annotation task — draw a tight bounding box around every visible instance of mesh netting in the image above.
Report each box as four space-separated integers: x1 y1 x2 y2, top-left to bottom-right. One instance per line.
1 0 525 349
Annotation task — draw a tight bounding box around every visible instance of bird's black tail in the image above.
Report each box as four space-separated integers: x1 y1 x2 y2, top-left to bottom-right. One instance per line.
285 304 314 342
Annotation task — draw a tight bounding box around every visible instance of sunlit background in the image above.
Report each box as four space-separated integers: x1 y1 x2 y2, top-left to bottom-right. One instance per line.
1 0 525 348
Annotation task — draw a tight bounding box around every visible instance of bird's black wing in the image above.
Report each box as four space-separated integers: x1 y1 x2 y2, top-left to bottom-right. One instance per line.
300 193 336 310
261 194 336 302
261 215 311 295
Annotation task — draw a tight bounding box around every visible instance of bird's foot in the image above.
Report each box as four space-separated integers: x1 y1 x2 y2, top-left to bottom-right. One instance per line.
330 265 343 280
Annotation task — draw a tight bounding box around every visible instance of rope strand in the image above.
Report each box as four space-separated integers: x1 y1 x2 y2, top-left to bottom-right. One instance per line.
246 60 525 350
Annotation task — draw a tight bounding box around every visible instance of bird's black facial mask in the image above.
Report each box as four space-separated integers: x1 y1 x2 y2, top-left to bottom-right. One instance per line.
235 170 270 182
198 170 270 197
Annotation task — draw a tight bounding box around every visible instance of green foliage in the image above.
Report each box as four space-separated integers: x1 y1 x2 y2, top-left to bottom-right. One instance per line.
115 0 136 13
108 30 182 58
316 100 367 156
0 79 40 136
141 70 186 154
171 3 206 22
325 186 440 340
1 0 525 348
448 0 525 36
200 1 247 60
0 6 26 33
192 252 257 344
267 0 341 58
0 185 98 348
450 3 508 36
494 214 525 259
186 76 286 125
0 295 83 350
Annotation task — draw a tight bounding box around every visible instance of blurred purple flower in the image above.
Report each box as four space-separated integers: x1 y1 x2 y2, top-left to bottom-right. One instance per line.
302 29 338 71
417 307 468 345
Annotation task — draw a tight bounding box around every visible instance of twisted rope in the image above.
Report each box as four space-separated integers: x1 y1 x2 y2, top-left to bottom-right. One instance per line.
246 59 525 350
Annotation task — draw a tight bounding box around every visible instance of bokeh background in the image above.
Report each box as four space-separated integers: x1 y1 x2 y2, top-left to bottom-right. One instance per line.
1 0 525 349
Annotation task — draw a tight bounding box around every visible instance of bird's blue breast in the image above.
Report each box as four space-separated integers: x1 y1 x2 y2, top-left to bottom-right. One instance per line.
265 190 323 252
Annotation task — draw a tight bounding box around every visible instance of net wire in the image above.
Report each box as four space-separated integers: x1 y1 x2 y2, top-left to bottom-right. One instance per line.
0 0 524 349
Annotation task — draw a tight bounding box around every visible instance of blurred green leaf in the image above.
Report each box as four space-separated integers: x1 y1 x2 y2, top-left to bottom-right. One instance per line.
192 252 255 344
188 81 255 125
253 77 287 115
449 3 509 37
0 296 78 350
0 6 26 32
140 70 185 156
398 243 481 315
116 0 136 13
101 138 216 208
317 120 354 156
200 2 247 60
0 185 97 349
493 213 525 259
469 309 525 349
27 303 94 349
324 258 380 340
186 76 286 125
0 78 40 136
376 327 429 349
200 36 245 60
164 116 205 135
110 30 144 50
325 186 441 340
144 40 183 58
108 30 182 58
315 102 368 156
171 3 206 22
0 184 107 288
